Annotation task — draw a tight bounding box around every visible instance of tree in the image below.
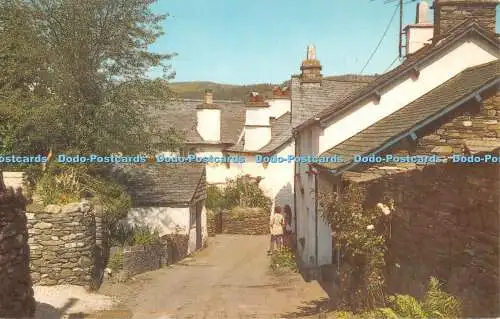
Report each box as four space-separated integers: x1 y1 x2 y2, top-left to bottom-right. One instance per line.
0 0 183 156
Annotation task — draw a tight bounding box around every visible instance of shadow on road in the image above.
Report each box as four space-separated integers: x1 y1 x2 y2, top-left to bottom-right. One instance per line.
35 298 89 319
280 297 334 318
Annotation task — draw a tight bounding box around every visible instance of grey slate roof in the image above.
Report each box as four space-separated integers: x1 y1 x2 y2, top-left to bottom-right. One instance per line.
291 75 376 128
122 163 206 206
295 19 499 132
150 99 245 145
319 60 500 170
226 112 292 154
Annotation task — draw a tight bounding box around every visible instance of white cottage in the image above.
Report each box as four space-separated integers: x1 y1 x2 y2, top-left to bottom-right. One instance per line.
123 163 208 254
292 0 499 277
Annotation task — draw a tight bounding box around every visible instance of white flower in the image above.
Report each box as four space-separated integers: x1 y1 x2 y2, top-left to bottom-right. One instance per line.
377 203 391 215
366 224 374 230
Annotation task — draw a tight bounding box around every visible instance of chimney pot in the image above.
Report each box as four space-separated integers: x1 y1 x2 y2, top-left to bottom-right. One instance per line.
306 44 317 60
204 89 213 104
416 1 430 24
300 44 322 83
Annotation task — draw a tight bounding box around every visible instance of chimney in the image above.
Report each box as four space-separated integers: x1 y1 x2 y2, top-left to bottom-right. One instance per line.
300 44 322 83
266 86 292 119
243 92 271 151
196 89 221 142
404 2 434 55
204 89 213 104
432 0 498 38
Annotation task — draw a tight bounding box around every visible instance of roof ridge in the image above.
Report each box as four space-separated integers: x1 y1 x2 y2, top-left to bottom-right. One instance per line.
178 98 244 104
293 20 499 132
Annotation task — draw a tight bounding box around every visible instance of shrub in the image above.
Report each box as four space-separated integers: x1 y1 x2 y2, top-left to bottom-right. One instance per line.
206 175 272 213
109 222 160 247
270 248 297 273
206 185 224 212
132 225 161 245
107 249 123 272
329 277 462 319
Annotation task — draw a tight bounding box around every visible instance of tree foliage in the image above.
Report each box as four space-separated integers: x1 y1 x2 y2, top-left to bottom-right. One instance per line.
0 0 183 156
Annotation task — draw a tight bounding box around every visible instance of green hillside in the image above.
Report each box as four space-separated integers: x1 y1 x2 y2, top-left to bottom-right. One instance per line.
168 81 285 101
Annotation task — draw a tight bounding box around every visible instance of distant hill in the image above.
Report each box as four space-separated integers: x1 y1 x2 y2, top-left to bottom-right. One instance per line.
168 81 285 101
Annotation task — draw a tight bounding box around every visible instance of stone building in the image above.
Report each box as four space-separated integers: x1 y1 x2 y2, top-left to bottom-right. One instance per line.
123 163 208 254
292 0 499 316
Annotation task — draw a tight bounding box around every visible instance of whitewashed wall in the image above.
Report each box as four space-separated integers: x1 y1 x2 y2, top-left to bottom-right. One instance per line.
197 109 221 142
266 98 291 119
127 207 190 237
2 172 25 190
244 126 272 151
406 25 433 55
318 39 498 155
245 108 270 126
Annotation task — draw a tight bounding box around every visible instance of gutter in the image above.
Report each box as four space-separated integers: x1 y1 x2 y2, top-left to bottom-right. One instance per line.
330 77 500 176
293 26 498 134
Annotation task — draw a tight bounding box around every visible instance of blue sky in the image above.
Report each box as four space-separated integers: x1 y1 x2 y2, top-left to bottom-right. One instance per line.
149 1 499 85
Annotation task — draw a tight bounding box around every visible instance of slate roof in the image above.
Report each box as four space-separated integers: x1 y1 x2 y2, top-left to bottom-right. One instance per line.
122 163 206 206
294 19 499 132
290 74 376 128
318 60 500 171
226 112 292 154
150 99 245 145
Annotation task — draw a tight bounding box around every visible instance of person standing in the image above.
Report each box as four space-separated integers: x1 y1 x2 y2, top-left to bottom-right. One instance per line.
269 206 284 253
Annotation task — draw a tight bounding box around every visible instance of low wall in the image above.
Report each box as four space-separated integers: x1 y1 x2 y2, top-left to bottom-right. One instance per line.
221 207 269 235
27 200 97 289
123 243 167 277
207 210 217 237
163 234 189 263
0 188 36 318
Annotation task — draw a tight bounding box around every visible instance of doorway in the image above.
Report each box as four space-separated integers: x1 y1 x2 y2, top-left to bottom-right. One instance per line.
196 201 203 249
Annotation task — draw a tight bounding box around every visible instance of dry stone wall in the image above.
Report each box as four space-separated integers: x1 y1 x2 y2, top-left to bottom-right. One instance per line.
162 234 189 263
122 243 167 277
221 207 269 235
27 200 97 289
0 188 36 318
207 209 217 236
343 159 499 317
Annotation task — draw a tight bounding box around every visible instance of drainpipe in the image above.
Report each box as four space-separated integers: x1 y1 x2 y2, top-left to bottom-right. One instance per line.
315 173 318 268
293 137 298 245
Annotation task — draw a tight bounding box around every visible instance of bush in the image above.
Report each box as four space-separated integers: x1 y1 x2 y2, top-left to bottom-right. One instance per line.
206 175 272 213
329 277 462 319
270 248 297 273
107 249 123 272
109 223 160 247
132 225 161 245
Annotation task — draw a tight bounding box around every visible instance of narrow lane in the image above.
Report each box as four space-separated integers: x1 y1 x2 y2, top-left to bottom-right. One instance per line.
105 235 328 319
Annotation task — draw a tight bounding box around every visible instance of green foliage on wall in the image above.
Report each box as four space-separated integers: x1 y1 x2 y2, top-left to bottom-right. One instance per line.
319 183 393 310
206 175 272 213
330 277 462 318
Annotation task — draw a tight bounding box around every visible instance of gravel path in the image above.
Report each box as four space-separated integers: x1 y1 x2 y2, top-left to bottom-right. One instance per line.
33 285 116 318
99 235 329 319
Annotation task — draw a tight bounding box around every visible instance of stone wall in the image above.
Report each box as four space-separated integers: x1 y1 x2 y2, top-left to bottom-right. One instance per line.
27 200 98 289
207 209 218 237
221 207 269 235
122 242 167 277
434 1 497 38
0 187 36 318
342 159 499 317
162 234 189 264
357 89 500 166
